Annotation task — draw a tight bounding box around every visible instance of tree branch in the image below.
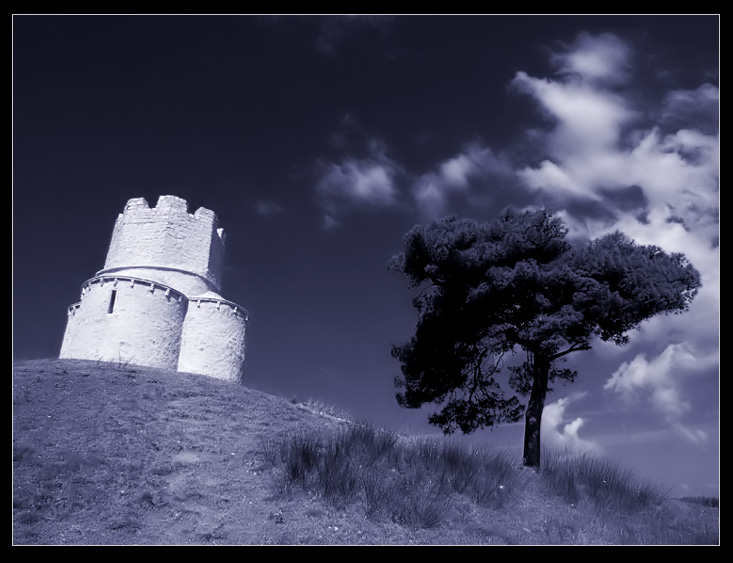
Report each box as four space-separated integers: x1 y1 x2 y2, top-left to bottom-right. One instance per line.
467 347 488 402
548 342 591 362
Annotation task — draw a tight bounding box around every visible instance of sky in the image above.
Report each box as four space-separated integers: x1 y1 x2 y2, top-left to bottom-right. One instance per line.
12 15 719 498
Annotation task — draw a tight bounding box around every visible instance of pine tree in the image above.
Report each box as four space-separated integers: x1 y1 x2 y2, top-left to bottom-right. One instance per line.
388 208 701 467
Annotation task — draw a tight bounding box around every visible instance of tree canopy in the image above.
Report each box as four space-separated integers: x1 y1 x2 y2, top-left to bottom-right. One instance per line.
388 208 701 466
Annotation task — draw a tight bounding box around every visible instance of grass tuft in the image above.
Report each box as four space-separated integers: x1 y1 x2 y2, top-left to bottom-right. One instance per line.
540 451 669 513
262 424 524 529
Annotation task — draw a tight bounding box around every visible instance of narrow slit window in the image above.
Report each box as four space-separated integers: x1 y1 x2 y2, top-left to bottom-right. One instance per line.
107 290 117 314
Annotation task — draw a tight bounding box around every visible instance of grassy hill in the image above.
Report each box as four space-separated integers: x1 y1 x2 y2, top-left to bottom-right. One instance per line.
12 359 718 545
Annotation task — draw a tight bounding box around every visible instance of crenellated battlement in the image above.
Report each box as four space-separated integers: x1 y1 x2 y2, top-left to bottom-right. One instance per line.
119 196 224 240
104 196 226 293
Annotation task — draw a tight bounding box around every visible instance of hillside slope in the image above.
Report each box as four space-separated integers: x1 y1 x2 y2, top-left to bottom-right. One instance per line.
12 358 367 545
12 359 718 545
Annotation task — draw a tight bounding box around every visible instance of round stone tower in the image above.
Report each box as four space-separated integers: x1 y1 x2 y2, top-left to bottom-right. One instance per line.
60 195 248 383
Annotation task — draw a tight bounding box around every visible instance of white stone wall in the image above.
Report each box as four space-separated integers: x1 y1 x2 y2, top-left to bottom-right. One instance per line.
60 276 188 369
60 303 82 358
178 297 248 383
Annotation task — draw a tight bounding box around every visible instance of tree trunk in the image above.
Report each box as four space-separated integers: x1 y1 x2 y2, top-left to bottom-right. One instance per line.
522 355 550 468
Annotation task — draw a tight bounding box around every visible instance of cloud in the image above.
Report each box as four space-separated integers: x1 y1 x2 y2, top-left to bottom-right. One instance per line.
317 158 398 207
255 200 283 217
320 213 341 231
511 57 637 205
604 343 718 431
671 423 710 446
550 31 633 86
511 33 718 243
541 392 604 455
624 128 719 232
315 134 517 223
412 175 449 220
659 83 719 135
313 30 719 284
593 209 718 445
412 143 515 218
314 138 402 225
604 346 692 418
517 158 601 202
512 71 633 156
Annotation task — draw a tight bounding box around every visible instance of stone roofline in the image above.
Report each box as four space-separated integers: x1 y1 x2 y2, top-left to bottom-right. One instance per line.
97 264 222 294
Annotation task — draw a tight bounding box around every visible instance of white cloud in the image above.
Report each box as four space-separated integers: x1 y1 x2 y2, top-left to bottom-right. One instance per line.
550 31 633 86
541 392 604 455
511 71 633 156
512 34 718 242
412 174 449 219
604 343 718 423
318 159 397 206
438 145 494 189
313 32 719 304
625 128 719 229
518 158 599 202
314 138 402 223
315 133 516 224
660 83 719 134
412 143 514 218
671 423 710 446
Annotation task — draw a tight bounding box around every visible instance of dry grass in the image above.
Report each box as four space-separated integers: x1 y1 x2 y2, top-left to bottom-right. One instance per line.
263 427 718 545
261 425 520 529
13 359 719 545
539 450 669 513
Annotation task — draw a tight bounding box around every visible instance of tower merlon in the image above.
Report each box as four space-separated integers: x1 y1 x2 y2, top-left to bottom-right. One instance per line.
105 195 227 293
